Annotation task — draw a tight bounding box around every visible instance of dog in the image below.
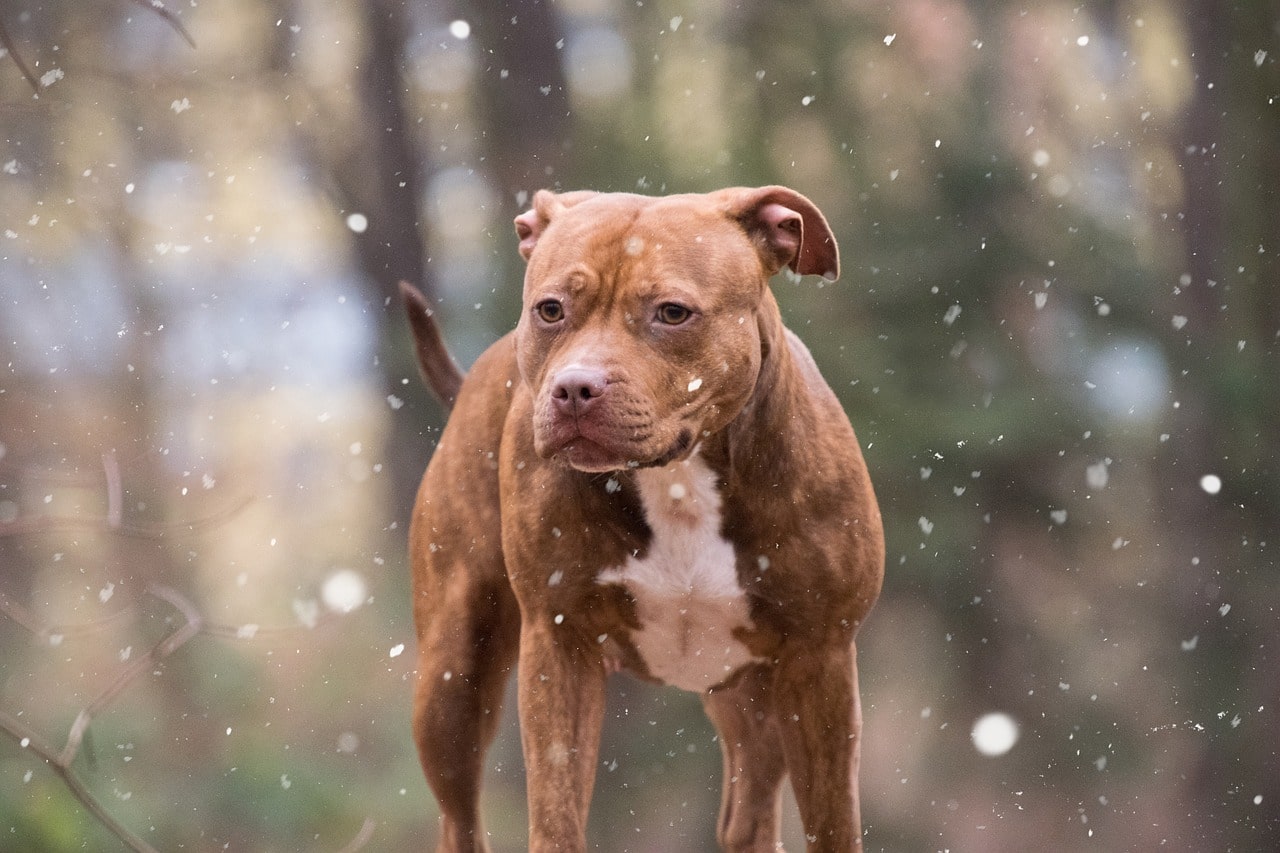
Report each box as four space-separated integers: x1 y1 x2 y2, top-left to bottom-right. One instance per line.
401 185 884 852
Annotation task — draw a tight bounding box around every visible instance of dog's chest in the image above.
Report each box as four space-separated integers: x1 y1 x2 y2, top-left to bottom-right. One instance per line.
596 454 763 692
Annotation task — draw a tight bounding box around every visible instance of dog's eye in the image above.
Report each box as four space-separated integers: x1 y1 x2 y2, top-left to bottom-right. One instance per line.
536 299 564 323
656 303 692 325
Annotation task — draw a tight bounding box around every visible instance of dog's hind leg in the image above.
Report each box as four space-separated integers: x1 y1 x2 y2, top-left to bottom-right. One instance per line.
412 572 520 852
703 665 788 853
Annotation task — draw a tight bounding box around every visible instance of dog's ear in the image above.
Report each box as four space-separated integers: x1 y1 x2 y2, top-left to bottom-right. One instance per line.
514 190 598 261
721 186 839 281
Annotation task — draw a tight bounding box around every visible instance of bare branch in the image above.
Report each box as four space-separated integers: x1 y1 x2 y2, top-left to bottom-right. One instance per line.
103 451 123 529
58 585 203 767
127 0 196 49
0 493 253 540
0 586 202 853
0 592 134 642
336 817 377 853
0 16 39 91
1 1 194 94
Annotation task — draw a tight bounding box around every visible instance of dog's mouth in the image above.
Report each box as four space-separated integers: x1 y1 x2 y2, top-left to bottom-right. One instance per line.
551 428 694 473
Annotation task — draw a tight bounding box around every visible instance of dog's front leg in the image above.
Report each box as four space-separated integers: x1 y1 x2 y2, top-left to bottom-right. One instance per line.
517 617 607 852
775 642 864 852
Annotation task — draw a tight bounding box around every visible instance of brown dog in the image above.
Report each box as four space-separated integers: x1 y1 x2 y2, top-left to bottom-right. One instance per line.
402 186 884 852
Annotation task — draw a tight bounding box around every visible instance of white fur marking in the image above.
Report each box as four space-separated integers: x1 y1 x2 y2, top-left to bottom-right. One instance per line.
597 452 762 692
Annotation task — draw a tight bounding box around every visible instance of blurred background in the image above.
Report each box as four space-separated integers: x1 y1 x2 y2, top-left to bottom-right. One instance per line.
1 0 1276 850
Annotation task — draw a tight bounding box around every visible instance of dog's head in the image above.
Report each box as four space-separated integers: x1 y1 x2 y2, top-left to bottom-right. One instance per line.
512 186 838 473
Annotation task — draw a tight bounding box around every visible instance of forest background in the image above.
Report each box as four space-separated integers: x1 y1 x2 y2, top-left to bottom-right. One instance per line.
1 0 1277 850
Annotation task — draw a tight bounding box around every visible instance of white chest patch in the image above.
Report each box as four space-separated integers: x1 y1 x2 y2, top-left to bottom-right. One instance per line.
596 452 763 692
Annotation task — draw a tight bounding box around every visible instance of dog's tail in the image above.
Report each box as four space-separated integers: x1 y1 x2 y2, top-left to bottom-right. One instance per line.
399 281 464 410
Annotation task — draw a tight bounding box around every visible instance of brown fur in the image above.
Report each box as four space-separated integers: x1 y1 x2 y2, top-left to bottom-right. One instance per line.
406 186 884 852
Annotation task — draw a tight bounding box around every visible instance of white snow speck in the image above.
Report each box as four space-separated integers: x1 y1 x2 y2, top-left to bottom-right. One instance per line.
40 68 64 88
321 568 367 613
1181 635 1199 651
668 483 687 500
346 212 368 234
99 582 115 604
280 774 291 789
918 516 934 535
386 394 404 410
971 712 1019 756
1172 314 1188 330
1256 50 1268 67
389 643 404 658
883 34 896 46
554 613 565 625
2 160 17 175
448 19 470 40
1034 291 1048 310
1077 35 1090 46
1086 461 1109 490
170 98 192 114
1200 474 1222 494
548 569 564 586
293 599 319 628
1049 508 1068 526
687 377 702 393
669 16 683 31
236 624 259 639
943 304 961 326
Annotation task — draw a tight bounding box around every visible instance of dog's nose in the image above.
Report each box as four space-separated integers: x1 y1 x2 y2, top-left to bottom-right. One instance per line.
551 367 608 416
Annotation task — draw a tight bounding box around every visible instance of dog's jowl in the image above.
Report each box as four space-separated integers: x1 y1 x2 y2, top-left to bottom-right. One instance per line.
402 186 884 852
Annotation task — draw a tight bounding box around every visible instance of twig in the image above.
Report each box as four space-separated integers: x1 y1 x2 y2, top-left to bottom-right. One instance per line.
0 707 160 853
336 817 377 853
1 1 194 94
0 584 202 853
0 493 254 539
0 16 39 90
127 0 196 49
59 585 203 767
103 451 123 529
0 592 135 641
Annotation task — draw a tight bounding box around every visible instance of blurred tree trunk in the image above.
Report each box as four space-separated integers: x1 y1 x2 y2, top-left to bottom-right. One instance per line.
1165 4 1280 847
470 0 571 196
347 0 432 308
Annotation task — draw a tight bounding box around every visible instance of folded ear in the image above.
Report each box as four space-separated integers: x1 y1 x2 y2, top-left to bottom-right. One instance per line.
513 190 599 261
720 186 839 281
